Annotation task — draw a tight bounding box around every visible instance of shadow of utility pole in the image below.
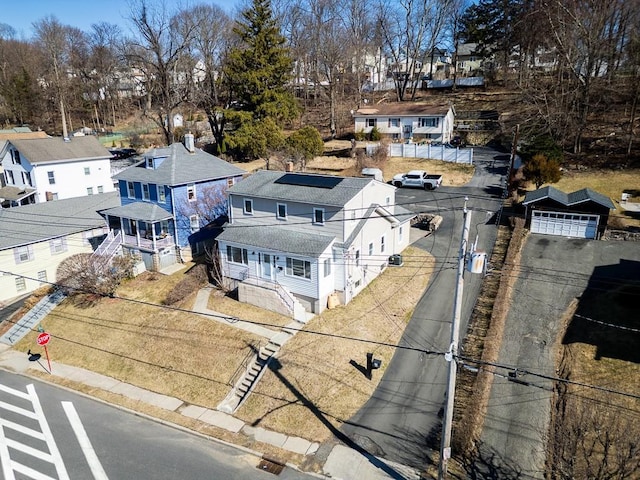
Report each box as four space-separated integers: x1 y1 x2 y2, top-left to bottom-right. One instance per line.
267 357 409 480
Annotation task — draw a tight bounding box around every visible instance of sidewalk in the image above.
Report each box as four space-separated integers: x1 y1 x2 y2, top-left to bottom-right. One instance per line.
0 341 420 480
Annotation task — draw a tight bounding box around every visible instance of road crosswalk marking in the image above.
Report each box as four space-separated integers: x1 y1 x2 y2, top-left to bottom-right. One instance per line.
0 383 70 480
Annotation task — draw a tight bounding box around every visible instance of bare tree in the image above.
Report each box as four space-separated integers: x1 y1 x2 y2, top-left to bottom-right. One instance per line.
174 183 230 233
57 253 137 298
123 0 196 145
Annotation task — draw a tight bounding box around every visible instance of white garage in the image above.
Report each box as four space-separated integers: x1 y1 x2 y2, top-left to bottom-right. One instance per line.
523 186 615 240
530 211 599 239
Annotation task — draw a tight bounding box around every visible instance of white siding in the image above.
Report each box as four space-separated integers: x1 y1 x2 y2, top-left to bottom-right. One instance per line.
32 158 115 202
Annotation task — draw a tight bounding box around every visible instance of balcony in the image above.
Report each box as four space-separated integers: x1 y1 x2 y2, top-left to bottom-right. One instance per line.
122 233 174 251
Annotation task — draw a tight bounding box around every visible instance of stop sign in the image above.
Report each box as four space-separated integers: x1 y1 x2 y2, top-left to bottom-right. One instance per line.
37 332 51 346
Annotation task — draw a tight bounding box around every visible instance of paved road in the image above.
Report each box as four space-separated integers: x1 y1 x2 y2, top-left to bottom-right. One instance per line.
0 370 315 480
342 148 509 469
477 236 640 479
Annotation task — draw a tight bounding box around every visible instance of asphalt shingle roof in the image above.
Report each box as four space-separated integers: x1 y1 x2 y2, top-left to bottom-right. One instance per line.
114 143 246 186
354 103 451 117
0 192 120 250
523 186 615 209
9 136 111 163
101 202 174 223
228 170 372 207
217 224 335 257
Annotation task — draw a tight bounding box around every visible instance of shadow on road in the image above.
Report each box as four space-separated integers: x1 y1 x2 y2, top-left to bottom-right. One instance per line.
464 442 530 479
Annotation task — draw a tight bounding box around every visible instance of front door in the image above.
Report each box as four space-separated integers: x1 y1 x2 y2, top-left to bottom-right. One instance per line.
261 253 273 280
129 219 137 236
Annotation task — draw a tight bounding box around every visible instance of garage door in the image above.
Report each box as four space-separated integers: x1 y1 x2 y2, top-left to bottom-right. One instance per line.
531 211 599 239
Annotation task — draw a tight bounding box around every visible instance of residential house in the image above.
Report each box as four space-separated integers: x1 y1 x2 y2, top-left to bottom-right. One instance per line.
0 192 119 305
0 128 49 207
0 136 115 206
217 170 415 318
353 103 455 143
522 186 615 239
102 134 245 271
456 43 484 74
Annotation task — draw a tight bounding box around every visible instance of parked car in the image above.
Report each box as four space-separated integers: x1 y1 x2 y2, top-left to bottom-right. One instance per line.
392 170 443 190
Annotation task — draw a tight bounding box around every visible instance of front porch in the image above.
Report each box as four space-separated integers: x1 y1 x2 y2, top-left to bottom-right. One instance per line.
122 232 175 251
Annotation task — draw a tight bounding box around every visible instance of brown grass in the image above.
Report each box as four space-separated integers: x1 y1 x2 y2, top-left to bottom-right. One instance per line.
236 246 434 441
15 269 263 408
13 244 434 447
233 140 475 188
208 292 293 329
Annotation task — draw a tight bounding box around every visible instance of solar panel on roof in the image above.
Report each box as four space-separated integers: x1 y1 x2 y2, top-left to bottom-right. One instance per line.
274 173 343 189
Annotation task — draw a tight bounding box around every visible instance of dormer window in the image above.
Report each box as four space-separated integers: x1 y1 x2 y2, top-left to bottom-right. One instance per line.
146 158 153 168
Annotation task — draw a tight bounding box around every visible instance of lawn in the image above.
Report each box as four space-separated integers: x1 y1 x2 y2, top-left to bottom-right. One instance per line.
13 244 434 446
236 246 434 441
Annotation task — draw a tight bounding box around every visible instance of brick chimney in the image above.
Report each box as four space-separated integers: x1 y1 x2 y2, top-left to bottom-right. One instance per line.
184 132 195 153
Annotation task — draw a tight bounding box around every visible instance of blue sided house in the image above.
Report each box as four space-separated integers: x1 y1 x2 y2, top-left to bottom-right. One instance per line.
101 134 245 271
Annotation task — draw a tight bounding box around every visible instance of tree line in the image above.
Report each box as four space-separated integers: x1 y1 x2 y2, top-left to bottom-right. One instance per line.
0 0 639 161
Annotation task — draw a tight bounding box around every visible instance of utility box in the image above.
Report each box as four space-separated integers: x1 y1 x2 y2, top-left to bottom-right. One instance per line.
388 254 403 266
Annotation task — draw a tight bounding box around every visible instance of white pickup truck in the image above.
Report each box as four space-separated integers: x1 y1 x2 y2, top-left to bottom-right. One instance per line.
392 170 443 190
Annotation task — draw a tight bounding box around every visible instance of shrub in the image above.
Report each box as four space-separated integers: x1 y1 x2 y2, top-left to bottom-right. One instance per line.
163 263 209 305
369 126 381 141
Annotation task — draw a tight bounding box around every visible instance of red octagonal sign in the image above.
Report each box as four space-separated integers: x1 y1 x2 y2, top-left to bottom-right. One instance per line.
37 332 51 346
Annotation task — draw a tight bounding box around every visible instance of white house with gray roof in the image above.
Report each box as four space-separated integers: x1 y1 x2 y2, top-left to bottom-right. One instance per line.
0 192 119 304
102 137 246 271
217 170 415 317
0 136 115 206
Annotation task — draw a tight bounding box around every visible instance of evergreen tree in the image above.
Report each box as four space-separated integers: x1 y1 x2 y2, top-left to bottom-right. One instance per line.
523 153 561 189
224 0 298 123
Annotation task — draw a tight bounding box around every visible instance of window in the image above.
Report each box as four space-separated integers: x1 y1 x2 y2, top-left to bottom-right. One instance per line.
313 208 324 224
6 170 14 184
277 203 287 219
22 171 32 186
50 238 67 254
189 214 199 233
127 181 135 198
97 185 104 194
380 235 386 253
388 118 400 128
161 221 169 235
87 187 94 195
146 158 153 168
324 258 331 277
15 277 26 292
366 118 376 127
48 171 55 184
12 149 21 165
37 270 47 284
187 183 196 202
84 167 90 175
355 249 360 266
227 178 234 188
419 117 439 128
399 226 403 243
368 242 374 256
51 192 58 200
14 246 33 264
227 245 248 265
157 185 166 203
244 198 253 215
142 183 150 201
286 257 311 279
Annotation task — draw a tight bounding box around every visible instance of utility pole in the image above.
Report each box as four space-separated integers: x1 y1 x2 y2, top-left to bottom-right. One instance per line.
439 198 472 479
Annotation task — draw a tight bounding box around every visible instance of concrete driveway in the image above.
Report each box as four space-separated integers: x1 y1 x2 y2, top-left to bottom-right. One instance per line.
477 235 640 479
342 148 508 469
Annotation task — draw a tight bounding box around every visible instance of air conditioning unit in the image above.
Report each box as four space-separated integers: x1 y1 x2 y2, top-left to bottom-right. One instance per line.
388 254 403 266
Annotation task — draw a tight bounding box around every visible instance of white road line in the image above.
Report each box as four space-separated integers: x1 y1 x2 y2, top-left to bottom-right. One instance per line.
0 418 47 440
0 383 32 400
27 384 70 480
62 402 109 480
0 399 39 418
0 415 15 480
6 437 55 462
10 460 57 480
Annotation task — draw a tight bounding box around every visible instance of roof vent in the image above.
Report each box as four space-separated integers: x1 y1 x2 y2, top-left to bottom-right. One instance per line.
184 132 195 153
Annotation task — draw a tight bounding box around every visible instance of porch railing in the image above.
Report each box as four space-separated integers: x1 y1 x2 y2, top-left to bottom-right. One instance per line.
122 233 174 250
240 272 295 314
